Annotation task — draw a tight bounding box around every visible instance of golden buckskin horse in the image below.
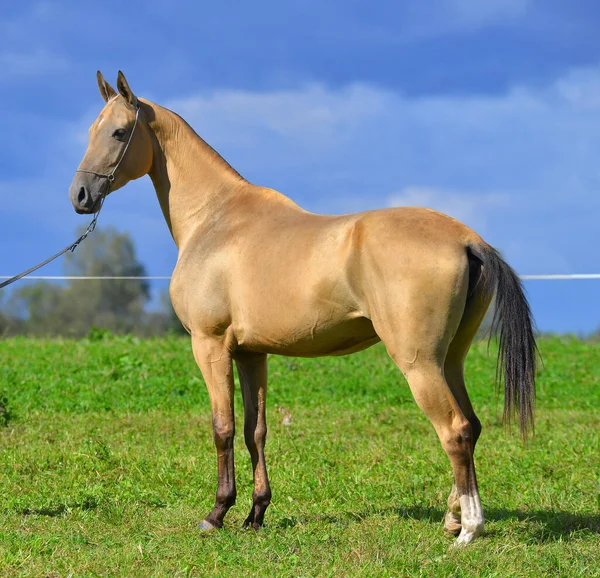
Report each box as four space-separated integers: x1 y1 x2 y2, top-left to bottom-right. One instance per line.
69 71 537 546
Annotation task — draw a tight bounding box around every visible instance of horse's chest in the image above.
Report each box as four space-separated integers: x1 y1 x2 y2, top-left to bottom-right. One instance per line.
169 257 232 334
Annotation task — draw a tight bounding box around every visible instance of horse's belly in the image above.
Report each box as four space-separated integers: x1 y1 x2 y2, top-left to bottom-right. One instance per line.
235 314 380 357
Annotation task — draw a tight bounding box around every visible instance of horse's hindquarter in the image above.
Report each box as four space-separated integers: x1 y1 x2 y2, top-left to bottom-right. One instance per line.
353 208 478 360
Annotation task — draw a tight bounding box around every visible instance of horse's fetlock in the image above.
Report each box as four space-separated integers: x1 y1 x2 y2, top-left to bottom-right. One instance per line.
252 487 272 506
216 488 236 508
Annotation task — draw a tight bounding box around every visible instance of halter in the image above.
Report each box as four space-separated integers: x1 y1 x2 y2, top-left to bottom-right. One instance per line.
76 103 141 185
0 104 141 290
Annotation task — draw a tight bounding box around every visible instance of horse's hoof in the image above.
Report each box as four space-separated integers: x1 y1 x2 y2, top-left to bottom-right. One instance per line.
198 519 218 532
453 523 484 547
444 521 462 536
243 517 261 531
443 511 462 536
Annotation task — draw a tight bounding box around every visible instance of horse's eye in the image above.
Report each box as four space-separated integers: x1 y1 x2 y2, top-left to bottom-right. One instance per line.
112 128 127 139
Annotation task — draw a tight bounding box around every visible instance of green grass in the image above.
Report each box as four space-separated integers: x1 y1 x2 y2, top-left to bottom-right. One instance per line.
0 335 598 577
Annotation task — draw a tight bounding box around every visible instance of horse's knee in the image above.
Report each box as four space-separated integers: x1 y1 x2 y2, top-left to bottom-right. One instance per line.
213 419 235 449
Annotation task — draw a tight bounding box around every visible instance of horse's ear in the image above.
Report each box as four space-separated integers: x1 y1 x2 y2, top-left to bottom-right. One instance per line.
97 70 116 103
116 70 138 107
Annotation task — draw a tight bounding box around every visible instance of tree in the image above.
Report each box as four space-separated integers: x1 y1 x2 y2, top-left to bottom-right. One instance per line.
5 282 67 335
3 226 151 336
61 226 150 334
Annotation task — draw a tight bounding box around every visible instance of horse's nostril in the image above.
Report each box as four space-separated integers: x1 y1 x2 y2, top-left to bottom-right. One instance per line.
77 186 87 205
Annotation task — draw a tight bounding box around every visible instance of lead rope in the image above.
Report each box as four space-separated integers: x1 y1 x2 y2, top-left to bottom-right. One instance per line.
0 198 105 290
0 104 140 291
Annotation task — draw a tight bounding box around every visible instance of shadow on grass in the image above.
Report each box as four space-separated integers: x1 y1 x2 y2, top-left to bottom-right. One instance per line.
20 496 99 517
482 507 600 541
18 495 167 517
277 505 600 542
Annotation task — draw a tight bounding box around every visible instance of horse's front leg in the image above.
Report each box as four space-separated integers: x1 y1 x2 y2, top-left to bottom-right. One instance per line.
235 351 271 529
191 334 236 530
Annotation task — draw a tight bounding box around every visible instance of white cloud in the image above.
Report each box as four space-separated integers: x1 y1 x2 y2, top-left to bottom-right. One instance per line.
0 4 69 81
446 0 530 26
168 84 388 150
0 49 68 79
5 64 600 280
323 0 532 45
554 69 600 109
165 66 600 201
392 0 531 41
159 66 600 275
388 187 508 232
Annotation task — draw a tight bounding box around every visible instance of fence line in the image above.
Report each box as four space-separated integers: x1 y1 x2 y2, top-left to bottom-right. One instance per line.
2 274 600 281
0 276 172 280
520 274 600 280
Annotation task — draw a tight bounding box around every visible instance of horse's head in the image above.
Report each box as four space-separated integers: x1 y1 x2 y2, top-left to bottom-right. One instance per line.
69 71 154 214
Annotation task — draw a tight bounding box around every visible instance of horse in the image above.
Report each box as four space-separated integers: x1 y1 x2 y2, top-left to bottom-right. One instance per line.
68 71 537 546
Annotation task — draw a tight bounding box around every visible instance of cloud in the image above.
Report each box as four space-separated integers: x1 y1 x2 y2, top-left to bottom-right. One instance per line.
395 0 531 41
0 4 70 82
160 66 600 276
297 0 532 47
554 68 600 109
447 0 530 25
165 66 600 199
5 64 600 282
388 187 508 232
0 49 68 79
0 1 596 333
168 84 388 152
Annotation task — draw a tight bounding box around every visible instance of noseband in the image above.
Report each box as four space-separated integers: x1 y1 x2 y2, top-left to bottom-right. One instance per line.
0 104 141 290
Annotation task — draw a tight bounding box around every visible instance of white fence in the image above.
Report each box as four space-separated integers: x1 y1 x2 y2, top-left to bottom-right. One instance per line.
0 276 172 281
2 275 600 281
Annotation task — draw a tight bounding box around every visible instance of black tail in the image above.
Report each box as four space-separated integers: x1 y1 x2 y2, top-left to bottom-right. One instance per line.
469 244 538 437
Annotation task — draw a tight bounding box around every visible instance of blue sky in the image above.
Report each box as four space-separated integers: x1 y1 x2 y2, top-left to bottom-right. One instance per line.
1 0 600 333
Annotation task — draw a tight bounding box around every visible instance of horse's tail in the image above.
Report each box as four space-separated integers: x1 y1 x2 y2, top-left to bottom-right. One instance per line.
468 243 538 437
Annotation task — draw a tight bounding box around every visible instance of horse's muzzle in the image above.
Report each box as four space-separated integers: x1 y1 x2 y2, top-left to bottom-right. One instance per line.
69 176 105 214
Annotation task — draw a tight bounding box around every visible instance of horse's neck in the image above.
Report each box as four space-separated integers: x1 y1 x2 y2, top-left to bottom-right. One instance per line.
144 100 248 247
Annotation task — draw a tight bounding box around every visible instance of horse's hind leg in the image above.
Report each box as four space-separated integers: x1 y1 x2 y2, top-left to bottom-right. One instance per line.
443 287 492 536
441 357 480 538
398 360 484 545
234 351 272 529
369 261 484 544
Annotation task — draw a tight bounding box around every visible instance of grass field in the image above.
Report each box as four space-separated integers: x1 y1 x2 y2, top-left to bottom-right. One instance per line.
0 334 598 577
